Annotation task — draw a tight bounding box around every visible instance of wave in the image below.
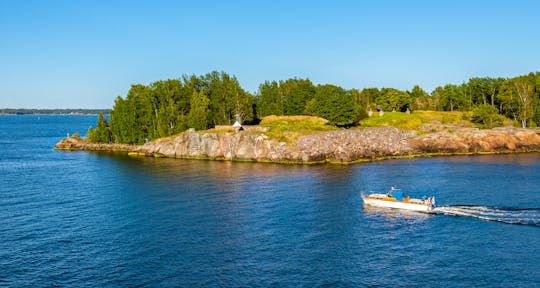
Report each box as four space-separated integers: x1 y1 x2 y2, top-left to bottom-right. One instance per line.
432 205 540 227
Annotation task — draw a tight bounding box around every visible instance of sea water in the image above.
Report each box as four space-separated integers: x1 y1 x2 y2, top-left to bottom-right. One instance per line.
0 115 539 287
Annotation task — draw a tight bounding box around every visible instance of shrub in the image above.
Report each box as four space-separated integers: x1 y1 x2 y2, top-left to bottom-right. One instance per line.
471 105 505 128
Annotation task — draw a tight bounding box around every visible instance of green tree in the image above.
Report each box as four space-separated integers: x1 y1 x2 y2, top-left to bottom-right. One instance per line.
468 77 504 107
257 80 283 117
358 88 380 110
187 91 211 130
512 76 536 128
151 79 185 137
440 84 468 111
376 88 411 112
532 72 540 125
409 85 429 110
109 96 131 143
312 84 363 127
471 104 504 128
498 76 536 128
130 84 154 143
280 78 316 115
204 71 255 125
88 112 111 143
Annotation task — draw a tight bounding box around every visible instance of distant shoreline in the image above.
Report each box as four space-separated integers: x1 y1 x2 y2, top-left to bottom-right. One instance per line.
0 113 101 116
0 109 109 115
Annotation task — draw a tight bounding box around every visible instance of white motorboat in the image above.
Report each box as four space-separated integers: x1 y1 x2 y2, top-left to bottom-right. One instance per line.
361 187 435 212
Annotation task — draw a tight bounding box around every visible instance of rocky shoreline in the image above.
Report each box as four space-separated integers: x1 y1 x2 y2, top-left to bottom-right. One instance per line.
54 126 540 164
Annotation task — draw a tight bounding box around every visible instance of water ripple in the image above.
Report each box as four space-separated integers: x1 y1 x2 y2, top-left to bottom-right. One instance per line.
1 116 539 287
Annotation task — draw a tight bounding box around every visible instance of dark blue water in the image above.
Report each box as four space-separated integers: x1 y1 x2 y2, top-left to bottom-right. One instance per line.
1 115 539 287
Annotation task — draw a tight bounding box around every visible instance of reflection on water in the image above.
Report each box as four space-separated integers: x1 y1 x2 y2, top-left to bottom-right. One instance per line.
363 205 432 220
442 153 540 166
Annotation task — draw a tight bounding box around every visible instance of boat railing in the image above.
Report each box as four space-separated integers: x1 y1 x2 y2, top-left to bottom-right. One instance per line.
387 186 400 196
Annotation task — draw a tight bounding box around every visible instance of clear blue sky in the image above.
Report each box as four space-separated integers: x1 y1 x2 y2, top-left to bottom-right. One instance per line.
1 0 539 108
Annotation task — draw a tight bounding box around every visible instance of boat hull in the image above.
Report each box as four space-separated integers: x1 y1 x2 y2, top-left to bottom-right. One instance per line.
362 196 433 212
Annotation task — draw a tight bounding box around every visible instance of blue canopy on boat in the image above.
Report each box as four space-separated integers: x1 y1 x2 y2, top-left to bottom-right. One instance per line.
393 190 404 201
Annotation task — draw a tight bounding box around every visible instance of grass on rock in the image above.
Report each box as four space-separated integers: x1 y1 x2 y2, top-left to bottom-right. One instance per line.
155 111 485 144
259 115 337 143
359 111 474 131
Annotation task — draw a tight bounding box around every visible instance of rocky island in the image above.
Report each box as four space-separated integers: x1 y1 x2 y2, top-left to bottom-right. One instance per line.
54 70 540 164
55 124 540 164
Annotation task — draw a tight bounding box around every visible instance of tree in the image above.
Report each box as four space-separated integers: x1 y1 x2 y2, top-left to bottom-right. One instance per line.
409 85 429 110
312 84 363 127
187 91 211 130
532 72 540 125
110 96 132 143
498 76 536 128
513 76 536 128
467 77 504 107
429 87 444 111
151 79 185 137
376 88 411 112
280 78 316 115
204 71 256 125
358 88 380 110
88 112 111 143
257 81 283 117
471 104 504 128
439 84 468 111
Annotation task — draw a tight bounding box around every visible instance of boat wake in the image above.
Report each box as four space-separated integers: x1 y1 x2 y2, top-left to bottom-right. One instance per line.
432 205 540 227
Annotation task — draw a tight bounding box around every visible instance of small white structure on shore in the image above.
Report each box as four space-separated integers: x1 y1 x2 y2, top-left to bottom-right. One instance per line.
378 109 384 117
368 108 373 117
233 114 243 132
233 121 242 132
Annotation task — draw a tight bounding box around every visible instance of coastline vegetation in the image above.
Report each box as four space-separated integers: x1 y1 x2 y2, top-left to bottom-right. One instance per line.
87 71 540 144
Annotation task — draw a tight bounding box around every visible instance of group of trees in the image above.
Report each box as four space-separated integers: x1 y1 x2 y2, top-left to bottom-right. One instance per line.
256 79 364 127
350 72 540 128
89 72 367 144
89 71 540 144
89 71 255 144
418 74 540 128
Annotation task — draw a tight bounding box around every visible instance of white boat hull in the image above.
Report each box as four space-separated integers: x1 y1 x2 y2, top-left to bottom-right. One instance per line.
362 196 433 212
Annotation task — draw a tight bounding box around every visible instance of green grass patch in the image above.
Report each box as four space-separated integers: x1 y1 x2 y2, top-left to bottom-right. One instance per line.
359 111 473 131
259 115 337 143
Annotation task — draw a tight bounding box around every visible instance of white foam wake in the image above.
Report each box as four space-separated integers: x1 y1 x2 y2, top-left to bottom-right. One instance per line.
432 205 540 226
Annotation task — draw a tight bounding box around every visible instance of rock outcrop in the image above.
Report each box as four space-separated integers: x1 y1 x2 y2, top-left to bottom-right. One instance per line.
294 127 416 162
410 127 540 153
54 126 540 164
54 136 136 152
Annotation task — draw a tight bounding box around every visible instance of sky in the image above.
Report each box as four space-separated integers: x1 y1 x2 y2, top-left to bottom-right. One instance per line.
1 0 539 109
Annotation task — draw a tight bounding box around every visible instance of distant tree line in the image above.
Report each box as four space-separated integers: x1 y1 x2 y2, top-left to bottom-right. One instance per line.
88 71 540 144
0 108 109 115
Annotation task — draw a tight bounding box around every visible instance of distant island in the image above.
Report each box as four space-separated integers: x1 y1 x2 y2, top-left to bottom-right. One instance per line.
0 108 109 115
